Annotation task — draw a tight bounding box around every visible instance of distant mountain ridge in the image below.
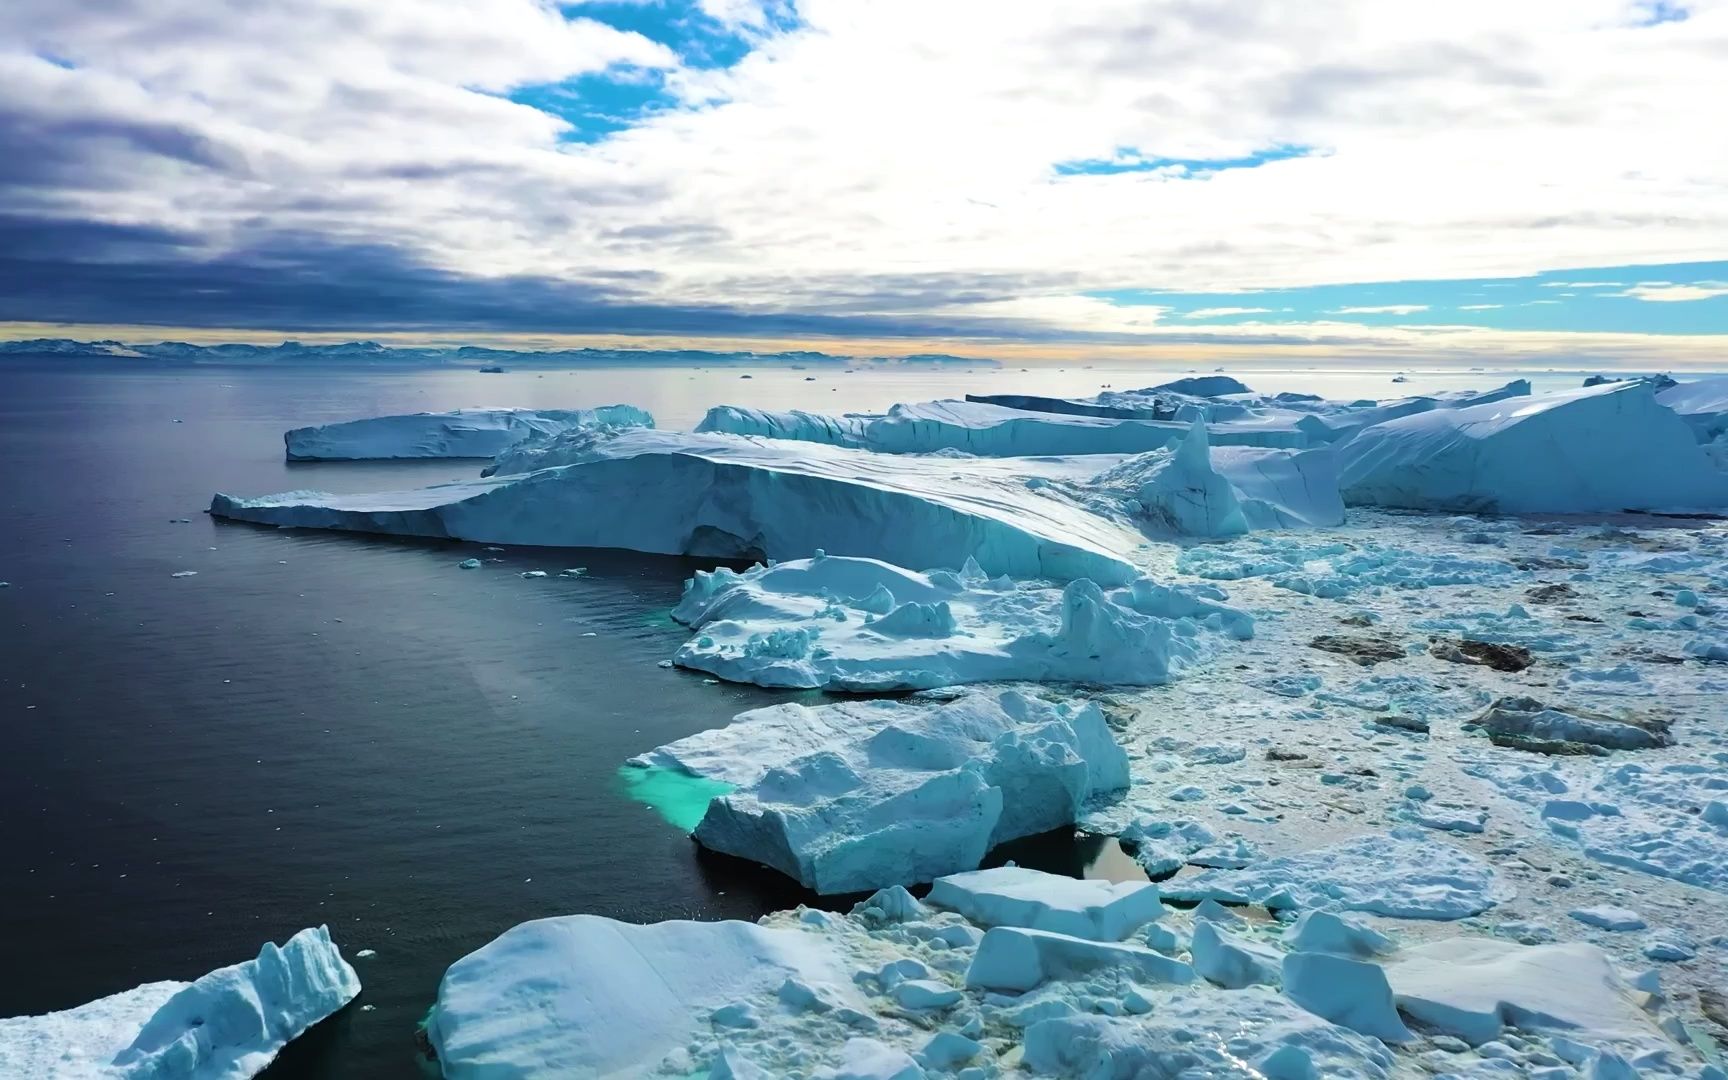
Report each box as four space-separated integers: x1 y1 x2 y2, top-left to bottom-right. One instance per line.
0 338 1000 369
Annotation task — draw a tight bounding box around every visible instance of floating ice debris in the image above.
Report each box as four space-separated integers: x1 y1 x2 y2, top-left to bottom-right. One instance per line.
283 406 652 460
169 571 197 578
670 554 1251 691
519 570 547 579
0 926 358 1079
964 926 1194 992
626 691 1128 893
1284 911 1397 958
1570 906 1647 932
1162 831 1509 919
1190 919 1280 989
457 558 481 569
1470 696 1672 752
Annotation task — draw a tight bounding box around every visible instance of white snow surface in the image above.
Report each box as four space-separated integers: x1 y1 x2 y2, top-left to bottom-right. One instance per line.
426 915 862 1079
213 429 1146 584
282 405 651 460
669 553 1252 691
1337 382 1728 513
0 926 359 1079
1656 376 1728 443
626 690 1129 893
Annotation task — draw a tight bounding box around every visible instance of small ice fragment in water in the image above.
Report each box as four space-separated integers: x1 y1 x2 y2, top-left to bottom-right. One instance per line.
170 571 197 578
457 558 481 569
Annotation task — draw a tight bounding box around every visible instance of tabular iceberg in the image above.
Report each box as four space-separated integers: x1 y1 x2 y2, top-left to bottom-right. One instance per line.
282 405 652 460
699 399 1309 455
0 926 359 1079
670 552 1251 691
212 429 1145 584
625 690 1129 892
425 916 861 1079
1337 382 1728 513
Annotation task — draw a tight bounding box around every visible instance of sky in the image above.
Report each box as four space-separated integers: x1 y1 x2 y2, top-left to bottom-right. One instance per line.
3 0 1727 362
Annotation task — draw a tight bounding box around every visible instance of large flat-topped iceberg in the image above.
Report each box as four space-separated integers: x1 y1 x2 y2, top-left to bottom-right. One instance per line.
426 916 860 1079
671 553 1251 691
213 429 1145 584
282 405 651 460
626 690 1129 892
1338 382 1728 513
1657 376 1728 443
1296 380 1532 444
697 399 1309 455
0 926 359 1079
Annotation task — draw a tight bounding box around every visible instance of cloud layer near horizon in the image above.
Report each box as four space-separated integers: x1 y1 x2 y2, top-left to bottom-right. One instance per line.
3 0 1726 347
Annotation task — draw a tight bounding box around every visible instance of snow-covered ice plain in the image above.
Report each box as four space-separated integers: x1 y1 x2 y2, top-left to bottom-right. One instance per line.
14 366 1728 1077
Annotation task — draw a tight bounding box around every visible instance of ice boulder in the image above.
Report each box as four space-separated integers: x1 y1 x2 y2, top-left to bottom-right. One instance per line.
426 915 860 1079
1383 938 1658 1047
1280 951 1413 1044
213 429 1143 585
282 406 651 460
0 926 359 1079
1337 382 1728 513
670 554 1252 691
964 926 1194 992
626 691 1130 893
1161 831 1508 919
925 866 1164 941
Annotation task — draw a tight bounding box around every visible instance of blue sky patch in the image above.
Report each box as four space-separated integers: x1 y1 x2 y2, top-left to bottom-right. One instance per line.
1092 261 1728 334
509 2 795 142
1055 145 1314 177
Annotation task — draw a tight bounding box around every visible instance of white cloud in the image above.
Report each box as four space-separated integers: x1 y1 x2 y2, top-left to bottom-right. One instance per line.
3 0 1728 334
1331 304 1430 315
1610 281 1728 302
1540 280 1626 287
1181 306 1273 318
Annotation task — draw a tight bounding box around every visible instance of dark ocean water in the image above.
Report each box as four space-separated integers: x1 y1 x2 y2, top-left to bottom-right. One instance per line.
0 359 1611 1076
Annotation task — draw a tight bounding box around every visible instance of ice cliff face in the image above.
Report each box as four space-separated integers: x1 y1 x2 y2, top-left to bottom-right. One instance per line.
282 406 652 460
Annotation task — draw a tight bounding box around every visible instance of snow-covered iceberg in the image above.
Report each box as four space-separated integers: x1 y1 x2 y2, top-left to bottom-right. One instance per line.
625 690 1129 892
1656 376 1728 444
213 429 1145 584
426 916 861 1079
1087 422 1345 534
0 926 359 1079
282 405 652 460
670 553 1251 691
1337 382 1728 513
697 399 1309 455
1295 380 1532 444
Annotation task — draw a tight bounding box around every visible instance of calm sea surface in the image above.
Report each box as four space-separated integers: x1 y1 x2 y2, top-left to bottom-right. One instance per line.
0 359 1632 1075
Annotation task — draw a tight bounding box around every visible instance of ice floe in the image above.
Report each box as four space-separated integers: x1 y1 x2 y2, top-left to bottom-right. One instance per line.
1161 830 1510 919
625 690 1129 892
0 926 359 1079
669 553 1251 690
282 405 651 460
